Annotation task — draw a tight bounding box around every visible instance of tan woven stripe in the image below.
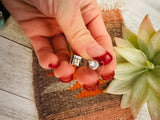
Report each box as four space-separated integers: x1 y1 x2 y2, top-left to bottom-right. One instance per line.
67 106 133 120
46 100 133 120
102 9 123 22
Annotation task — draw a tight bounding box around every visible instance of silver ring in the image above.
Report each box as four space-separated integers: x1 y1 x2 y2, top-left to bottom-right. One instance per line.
70 54 100 70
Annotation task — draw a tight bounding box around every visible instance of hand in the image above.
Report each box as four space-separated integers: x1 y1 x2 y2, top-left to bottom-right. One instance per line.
2 0 116 89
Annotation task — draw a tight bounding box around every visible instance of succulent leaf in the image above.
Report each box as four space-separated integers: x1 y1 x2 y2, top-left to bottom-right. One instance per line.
153 52 160 65
106 15 160 120
130 73 149 117
121 90 132 109
115 69 145 80
148 90 160 120
114 47 147 66
115 37 135 48
138 15 156 57
105 78 133 94
147 72 160 96
122 26 139 48
115 63 145 80
115 52 127 63
115 63 144 73
155 67 160 77
148 30 160 59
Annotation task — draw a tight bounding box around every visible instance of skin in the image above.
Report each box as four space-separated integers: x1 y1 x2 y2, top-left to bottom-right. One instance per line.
2 0 116 85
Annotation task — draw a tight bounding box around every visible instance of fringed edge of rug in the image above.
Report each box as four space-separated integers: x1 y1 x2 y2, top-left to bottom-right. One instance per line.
97 0 127 11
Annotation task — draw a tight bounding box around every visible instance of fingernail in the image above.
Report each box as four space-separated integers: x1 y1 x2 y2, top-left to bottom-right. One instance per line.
83 81 99 91
60 75 73 83
93 51 112 65
101 71 115 81
87 42 106 58
48 63 58 69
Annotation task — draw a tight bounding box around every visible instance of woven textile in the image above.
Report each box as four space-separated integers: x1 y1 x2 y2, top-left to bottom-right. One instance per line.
33 9 134 120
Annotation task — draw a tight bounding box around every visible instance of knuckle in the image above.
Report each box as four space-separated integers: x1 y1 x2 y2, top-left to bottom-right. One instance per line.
70 28 90 43
69 28 93 53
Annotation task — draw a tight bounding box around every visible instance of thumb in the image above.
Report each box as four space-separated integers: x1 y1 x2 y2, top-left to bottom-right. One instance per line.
54 1 106 59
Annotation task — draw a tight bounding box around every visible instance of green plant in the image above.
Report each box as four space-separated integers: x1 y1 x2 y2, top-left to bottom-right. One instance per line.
104 15 160 120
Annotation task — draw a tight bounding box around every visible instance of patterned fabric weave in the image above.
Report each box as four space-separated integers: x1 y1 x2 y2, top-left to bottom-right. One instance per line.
33 9 134 120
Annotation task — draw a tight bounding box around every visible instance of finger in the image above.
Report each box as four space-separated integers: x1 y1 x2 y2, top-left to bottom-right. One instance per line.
87 14 113 51
30 36 59 69
83 4 116 78
81 0 113 51
76 67 99 86
16 17 62 69
97 62 116 81
51 34 75 82
87 14 116 78
55 1 106 59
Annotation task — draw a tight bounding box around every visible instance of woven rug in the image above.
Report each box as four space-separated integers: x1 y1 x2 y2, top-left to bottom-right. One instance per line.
32 9 134 120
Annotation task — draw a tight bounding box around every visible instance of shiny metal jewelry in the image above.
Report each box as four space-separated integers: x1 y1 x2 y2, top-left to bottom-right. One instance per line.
70 54 100 70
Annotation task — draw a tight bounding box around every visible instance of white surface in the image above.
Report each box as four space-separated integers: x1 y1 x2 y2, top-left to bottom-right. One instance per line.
0 37 33 100
0 37 38 120
0 90 38 120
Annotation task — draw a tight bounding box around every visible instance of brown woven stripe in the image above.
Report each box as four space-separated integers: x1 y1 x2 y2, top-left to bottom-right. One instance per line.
102 9 124 45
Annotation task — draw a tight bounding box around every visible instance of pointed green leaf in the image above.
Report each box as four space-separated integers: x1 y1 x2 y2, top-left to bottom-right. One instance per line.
122 26 139 48
116 63 143 73
115 69 145 80
150 30 160 51
121 90 132 109
115 53 127 63
138 15 155 41
115 48 127 63
105 78 133 94
147 72 160 96
153 52 160 65
148 30 160 58
115 63 145 80
154 68 160 80
138 15 156 56
130 74 149 117
114 37 135 48
114 47 147 66
148 90 160 120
